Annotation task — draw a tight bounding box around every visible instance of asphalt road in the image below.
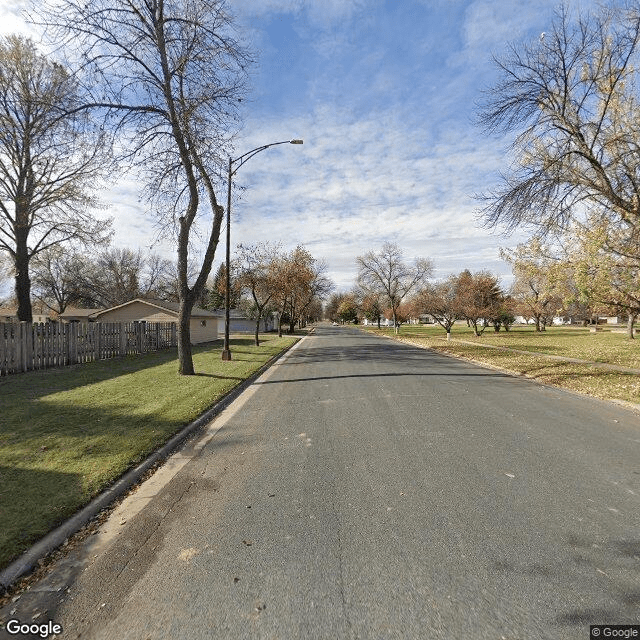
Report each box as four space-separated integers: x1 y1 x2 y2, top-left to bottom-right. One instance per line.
5 325 640 639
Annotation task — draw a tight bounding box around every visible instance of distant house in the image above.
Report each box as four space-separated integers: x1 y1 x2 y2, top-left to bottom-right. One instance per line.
0 304 51 323
208 309 277 334
0 308 16 323
362 317 394 327
58 307 102 323
93 298 219 344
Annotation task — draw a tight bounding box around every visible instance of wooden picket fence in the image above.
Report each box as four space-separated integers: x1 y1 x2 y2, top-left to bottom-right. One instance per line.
0 321 178 376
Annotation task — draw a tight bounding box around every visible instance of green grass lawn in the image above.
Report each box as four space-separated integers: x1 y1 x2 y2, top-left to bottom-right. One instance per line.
0 335 296 571
360 324 640 406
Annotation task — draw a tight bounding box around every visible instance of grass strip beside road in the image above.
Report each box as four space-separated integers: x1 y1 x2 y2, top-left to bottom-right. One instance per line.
360 325 640 407
0 335 297 570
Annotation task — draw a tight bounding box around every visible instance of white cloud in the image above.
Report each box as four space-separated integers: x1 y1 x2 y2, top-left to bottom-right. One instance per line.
0 0 558 297
228 100 517 291
0 0 37 38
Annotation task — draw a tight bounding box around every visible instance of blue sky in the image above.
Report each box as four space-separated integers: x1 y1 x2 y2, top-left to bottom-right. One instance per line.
0 0 600 295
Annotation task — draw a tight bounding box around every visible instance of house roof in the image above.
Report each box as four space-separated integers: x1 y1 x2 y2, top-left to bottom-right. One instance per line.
59 307 102 318
93 298 218 319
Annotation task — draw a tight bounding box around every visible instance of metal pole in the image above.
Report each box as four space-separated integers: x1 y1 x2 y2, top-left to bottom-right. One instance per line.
222 156 232 360
220 139 302 361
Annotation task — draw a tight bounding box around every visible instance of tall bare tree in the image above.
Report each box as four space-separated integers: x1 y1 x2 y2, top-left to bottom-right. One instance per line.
357 242 432 334
478 3 640 247
0 35 111 322
78 247 176 307
31 246 86 314
36 0 254 374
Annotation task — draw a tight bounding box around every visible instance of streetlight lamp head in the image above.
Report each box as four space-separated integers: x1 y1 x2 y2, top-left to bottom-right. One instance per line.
290 139 304 144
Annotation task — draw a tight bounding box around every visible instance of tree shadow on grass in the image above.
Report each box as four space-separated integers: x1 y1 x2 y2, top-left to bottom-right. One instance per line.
0 391 226 578
0 338 258 398
518 361 639 383
0 465 83 570
194 373 245 381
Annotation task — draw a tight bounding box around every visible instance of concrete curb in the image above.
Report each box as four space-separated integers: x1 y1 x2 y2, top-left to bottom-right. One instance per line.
0 335 305 593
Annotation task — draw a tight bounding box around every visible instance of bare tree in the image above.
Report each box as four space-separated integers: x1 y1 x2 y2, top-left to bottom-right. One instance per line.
75 247 176 307
0 35 111 322
35 0 254 374
31 246 87 314
357 242 433 334
478 3 640 246
234 242 281 346
297 260 333 331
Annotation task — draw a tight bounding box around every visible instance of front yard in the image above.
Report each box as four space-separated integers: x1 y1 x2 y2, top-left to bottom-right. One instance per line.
360 323 640 407
0 335 297 571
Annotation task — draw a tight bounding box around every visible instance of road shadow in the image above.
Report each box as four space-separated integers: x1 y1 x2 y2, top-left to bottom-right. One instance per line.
489 534 640 630
283 341 454 366
256 371 513 385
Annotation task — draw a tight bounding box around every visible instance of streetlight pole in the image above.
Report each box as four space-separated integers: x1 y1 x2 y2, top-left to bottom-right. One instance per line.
221 139 303 361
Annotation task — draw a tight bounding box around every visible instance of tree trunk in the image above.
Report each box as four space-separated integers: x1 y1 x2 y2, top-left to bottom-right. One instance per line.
628 313 636 339
177 298 195 375
254 315 260 347
15 230 32 323
534 316 541 331
377 315 381 329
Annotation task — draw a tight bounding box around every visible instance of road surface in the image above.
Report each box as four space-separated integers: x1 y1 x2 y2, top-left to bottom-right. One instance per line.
4 325 640 639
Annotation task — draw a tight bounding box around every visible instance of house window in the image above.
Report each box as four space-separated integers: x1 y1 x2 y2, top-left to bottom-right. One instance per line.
200 320 206 327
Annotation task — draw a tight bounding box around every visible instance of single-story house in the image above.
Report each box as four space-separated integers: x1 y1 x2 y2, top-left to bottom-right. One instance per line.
58 307 103 323
0 304 51 323
513 315 568 325
362 317 395 327
92 298 219 344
